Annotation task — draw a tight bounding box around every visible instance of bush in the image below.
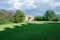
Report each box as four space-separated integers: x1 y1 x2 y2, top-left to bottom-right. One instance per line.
43 17 49 21
52 18 59 21
57 16 60 21
51 16 60 21
34 16 44 21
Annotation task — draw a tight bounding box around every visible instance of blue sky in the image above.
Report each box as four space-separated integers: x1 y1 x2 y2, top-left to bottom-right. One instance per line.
0 0 60 16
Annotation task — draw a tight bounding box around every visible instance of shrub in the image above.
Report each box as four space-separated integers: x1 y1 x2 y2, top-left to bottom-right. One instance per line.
41 16 49 21
52 18 59 21
57 16 60 21
34 16 44 21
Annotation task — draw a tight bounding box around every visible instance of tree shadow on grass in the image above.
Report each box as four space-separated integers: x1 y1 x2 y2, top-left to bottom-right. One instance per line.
0 23 60 40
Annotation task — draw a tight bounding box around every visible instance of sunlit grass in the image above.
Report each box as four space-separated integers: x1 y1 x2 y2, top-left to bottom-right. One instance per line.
0 22 27 31
0 21 60 31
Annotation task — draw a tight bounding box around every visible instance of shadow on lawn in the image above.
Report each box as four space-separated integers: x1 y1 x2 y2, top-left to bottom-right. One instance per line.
0 23 60 40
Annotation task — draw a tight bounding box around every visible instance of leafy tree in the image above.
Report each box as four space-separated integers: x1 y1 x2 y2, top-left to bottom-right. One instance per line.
0 9 14 24
44 10 56 21
13 10 25 23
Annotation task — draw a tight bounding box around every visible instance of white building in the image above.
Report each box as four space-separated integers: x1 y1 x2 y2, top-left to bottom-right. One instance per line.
25 15 34 22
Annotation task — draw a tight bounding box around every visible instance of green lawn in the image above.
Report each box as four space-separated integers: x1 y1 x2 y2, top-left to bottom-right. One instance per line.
0 21 60 40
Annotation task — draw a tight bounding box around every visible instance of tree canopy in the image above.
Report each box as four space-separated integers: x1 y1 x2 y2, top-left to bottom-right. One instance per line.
13 10 25 23
44 10 56 21
0 9 14 24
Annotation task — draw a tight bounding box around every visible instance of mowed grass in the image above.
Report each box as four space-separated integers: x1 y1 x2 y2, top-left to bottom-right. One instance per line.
0 21 60 40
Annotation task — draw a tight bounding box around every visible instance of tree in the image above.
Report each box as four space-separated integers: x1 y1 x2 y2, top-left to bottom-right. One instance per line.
0 9 14 24
44 10 56 21
13 10 25 23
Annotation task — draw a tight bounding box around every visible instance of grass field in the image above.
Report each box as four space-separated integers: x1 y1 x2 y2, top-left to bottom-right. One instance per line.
0 21 60 40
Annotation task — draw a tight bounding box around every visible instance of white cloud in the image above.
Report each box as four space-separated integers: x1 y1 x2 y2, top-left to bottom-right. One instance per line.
50 1 60 8
7 0 23 9
41 0 51 3
33 5 37 8
25 0 35 3
13 2 23 9
54 2 60 7
1 0 60 10
50 1 55 7
24 0 36 8
6 0 36 9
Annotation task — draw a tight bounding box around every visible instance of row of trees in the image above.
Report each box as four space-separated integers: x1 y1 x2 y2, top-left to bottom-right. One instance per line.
0 9 25 24
34 10 59 21
0 9 60 24
0 9 14 24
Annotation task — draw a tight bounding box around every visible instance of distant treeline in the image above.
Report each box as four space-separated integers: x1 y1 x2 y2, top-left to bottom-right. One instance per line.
0 9 60 24
0 9 14 24
0 9 25 24
34 10 60 21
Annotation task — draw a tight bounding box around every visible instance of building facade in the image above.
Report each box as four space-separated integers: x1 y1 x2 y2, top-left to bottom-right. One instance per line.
25 15 34 22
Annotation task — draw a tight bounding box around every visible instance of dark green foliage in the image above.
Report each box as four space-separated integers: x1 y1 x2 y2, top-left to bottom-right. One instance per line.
0 9 25 24
52 18 59 21
57 16 60 21
44 10 56 21
50 16 60 21
34 16 44 21
34 10 58 21
0 13 3 24
13 10 25 23
0 18 4 24
43 17 48 21
0 23 60 40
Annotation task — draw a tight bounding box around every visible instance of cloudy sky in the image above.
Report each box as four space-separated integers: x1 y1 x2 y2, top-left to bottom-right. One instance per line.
0 0 60 15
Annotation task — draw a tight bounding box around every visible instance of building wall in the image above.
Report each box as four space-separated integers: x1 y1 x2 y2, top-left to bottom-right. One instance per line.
25 15 34 22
